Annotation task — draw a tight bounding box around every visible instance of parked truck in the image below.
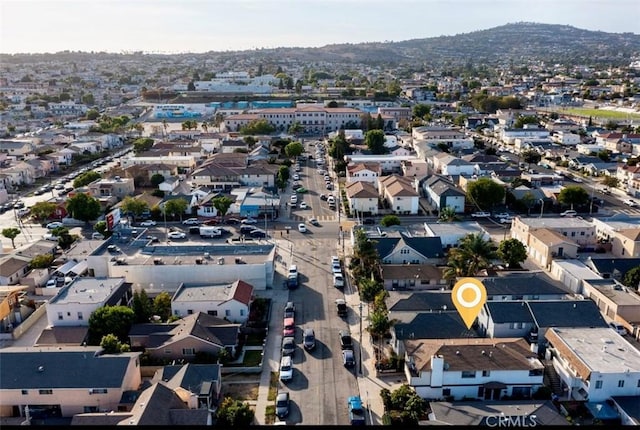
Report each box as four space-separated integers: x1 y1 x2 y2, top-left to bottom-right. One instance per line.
199 226 222 238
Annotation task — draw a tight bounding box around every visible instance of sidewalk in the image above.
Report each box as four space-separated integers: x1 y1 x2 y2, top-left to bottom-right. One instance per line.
339 234 406 425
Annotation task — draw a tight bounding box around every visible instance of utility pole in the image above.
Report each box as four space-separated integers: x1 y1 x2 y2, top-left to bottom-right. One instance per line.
359 302 363 375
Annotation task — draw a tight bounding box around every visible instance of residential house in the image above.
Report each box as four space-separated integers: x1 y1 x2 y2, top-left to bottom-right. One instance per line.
422 175 466 214
520 173 564 188
400 159 428 179
423 221 489 248
581 279 640 337
549 259 603 295
525 227 580 269
584 257 640 281
480 273 571 301
374 232 444 265
511 216 597 248
545 327 640 402
344 154 418 174
158 177 180 193
345 181 379 216
403 337 544 400
171 280 254 323
553 131 581 146
392 311 479 357
427 400 567 426
0 255 31 285
388 291 454 318
119 155 196 170
610 228 640 258
411 126 474 151
190 162 276 190
71 382 210 426
378 175 419 215
345 162 381 186
500 127 550 145
46 277 131 327
153 363 222 411
432 153 475 176
597 132 640 154
0 139 35 159
0 346 141 418
128 312 241 361
380 264 445 290
478 299 608 347
87 176 135 200
194 192 225 218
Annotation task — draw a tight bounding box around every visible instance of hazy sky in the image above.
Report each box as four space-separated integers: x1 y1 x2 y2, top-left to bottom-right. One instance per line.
1 0 639 54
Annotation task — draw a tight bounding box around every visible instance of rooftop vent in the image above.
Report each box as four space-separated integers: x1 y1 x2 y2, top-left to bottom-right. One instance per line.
37 366 44 372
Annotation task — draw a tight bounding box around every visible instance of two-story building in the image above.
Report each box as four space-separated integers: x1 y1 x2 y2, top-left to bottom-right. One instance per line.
345 162 381 186
171 280 254 324
511 216 597 248
378 175 419 215
422 175 466 214
345 181 379 216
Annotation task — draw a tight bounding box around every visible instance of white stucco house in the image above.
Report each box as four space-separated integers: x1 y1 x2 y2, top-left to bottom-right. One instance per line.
171 280 254 324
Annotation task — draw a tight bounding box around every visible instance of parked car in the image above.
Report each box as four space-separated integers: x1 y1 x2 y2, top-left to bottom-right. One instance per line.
140 220 156 226
290 195 298 204
336 299 347 317
240 225 256 235
494 212 510 219
309 217 320 226
182 218 201 225
225 217 242 225
299 202 308 209
342 349 355 368
281 336 296 356
275 392 290 418
471 211 490 218
623 199 637 207
284 301 295 319
560 210 577 217
168 231 186 239
348 396 366 425
339 331 353 349
46 222 64 229
320 194 327 200
499 215 515 224
241 217 257 224
249 228 267 238
609 321 628 336
283 317 295 337
279 356 293 381
333 273 345 288
303 328 316 351
298 223 307 233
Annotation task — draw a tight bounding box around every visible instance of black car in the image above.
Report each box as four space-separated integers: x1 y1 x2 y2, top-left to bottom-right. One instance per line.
249 228 267 238
239 225 256 235
339 331 353 350
342 349 355 368
225 218 242 225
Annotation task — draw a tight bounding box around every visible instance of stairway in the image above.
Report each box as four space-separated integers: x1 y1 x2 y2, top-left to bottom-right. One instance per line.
543 361 563 396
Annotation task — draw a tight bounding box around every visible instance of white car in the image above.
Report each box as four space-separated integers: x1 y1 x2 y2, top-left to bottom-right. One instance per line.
494 212 510 219
333 273 345 288
182 218 200 225
168 231 186 239
623 199 637 207
140 220 156 226
298 223 307 233
499 216 514 224
279 355 293 381
299 202 307 209
471 212 490 218
290 195 298 204
241 217 258 224
331 262 342 274
560 210 577 217
46 222 64 229
609 321 628 336
293 174 300 180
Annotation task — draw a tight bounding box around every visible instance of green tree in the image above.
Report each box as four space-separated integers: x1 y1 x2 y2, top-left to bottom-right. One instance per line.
81 93 95 106
94 220 108 237
284 141 304 159
100 333 131 354
277 165 290 182
368 309 392 337
163 198 188 220
558 185 589 210
88 305 135 345
29 201 57 221
497 238 528 268
466 178 505 211
380 215 401 227
216 397 255 427
66 193 101 222
86 109 100 120
153 291 172 321
521 150 541 168
412 104 431 120
597 150 611 162
2 227 21 249
120 196 149 222
352 229 379 276
288 121 304 135
623 266 640 291
133 137 154 153
150 173 165 187
602 176 619 188
73 171 101 188
364 129 387 155
131 289 153 323
30 254 54 269
213 196 233 218
240 119 275 135
359 278 384 303
513 115 539 129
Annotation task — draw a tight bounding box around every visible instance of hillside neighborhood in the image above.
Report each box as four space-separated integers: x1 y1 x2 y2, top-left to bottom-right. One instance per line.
1 23 640 426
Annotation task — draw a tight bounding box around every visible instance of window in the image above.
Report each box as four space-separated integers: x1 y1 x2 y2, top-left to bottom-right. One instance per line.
240 309 245 316
225 309 231 317
58 312 63 320
164 349 171 354
39 389 53 395
187 309 193 315
21 390 28 395
637 379 640 387
477 387 484 397
595 380 603 389
182 348 196 356
442 388 451 396
461 371 476 378
90 388 108 394
618 380 625 388
482 370 491 377
77 312 83 320
207 310 218 316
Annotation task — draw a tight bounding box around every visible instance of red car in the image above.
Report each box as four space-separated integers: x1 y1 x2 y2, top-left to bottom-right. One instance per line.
283 317 295 337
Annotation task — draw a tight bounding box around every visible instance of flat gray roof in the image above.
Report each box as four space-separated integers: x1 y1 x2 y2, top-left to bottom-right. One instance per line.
425 221 487 236
49 277 125 305
550 327 640 373
173 283 239 303
518 217 593 229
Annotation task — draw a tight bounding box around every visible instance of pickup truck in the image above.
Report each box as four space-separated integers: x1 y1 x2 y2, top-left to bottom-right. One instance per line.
348 396 366 425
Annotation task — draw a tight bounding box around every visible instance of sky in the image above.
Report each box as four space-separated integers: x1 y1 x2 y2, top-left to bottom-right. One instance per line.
1 0 639 54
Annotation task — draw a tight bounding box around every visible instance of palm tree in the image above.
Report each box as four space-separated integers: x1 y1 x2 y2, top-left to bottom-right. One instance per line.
201 122 208 133
445 233 496 280
439 206 459 222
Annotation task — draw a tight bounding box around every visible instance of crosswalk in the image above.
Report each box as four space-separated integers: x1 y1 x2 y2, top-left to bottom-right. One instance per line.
608 208 640 217
290 214 337 222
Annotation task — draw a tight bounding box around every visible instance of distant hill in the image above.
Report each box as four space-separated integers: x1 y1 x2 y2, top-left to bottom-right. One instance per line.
2 22 639 67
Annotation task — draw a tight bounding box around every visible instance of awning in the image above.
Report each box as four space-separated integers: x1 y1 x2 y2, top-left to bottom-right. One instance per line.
483 381 507 389
68 260 88 277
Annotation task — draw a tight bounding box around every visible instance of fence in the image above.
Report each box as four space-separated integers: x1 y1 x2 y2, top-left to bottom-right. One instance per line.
12 304 47 340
